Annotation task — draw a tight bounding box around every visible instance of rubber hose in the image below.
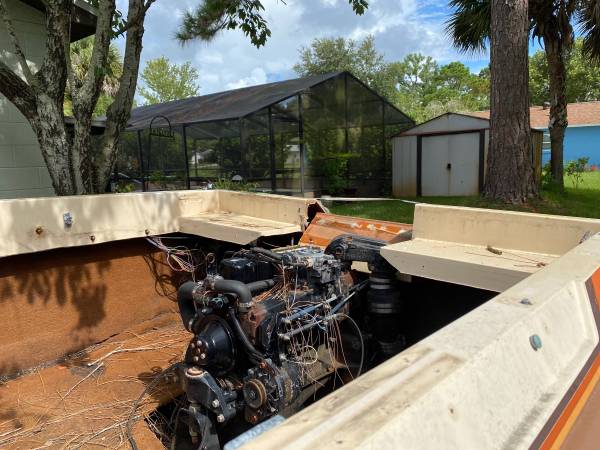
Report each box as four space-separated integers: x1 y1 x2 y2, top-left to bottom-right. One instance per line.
177 281 199 332
246 279 275 293
213 278 253 305
228 307 264 361
250 247 283 261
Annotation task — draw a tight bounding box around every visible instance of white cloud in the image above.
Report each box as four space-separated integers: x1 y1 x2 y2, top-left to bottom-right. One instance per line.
226 68 268 90
112 0 487 99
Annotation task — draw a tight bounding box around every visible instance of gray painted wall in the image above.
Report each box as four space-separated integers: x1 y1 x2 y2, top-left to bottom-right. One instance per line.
0 0 54 199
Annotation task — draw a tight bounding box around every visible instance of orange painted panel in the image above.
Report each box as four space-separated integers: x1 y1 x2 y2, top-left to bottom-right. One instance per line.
300 212 412 247
540 356 600 450
591 269 600 308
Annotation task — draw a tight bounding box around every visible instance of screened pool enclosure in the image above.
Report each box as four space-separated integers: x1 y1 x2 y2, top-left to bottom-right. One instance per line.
116 72 414 196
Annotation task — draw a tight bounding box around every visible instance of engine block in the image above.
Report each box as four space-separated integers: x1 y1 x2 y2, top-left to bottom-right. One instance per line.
176 237 402 449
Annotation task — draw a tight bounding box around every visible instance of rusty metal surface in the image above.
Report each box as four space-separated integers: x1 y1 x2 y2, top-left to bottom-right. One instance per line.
300 212 412 247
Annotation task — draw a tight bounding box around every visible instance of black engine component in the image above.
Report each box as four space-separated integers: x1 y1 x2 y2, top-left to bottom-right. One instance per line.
176 238 404 449
220 257 274 283
187 315 236 375
325 234 405 359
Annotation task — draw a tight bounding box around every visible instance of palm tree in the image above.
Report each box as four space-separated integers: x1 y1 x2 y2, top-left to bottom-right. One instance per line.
65 37 123 117
447 0 600 190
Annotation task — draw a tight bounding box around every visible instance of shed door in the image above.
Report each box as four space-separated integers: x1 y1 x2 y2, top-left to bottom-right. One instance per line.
421 135 450 196
448 132 480 196
421 132 480 196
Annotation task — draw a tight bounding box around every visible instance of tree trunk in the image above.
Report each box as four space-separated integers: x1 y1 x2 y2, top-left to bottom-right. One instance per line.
485 0 538 202
96 0 148 193
30 95 75 195
0 0 150 196
544 36 567 189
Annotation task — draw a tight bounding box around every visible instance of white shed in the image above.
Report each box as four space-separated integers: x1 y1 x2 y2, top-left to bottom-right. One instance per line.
392 113 489 197
392 112 543 197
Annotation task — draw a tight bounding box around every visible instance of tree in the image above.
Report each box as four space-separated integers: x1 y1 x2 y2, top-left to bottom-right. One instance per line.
0 0 367 196
138 57 200 105
387 53 438 121
294 43 490 123
448 0 600 191
387 54 489 122
177 0 368 46
425 61 490 114
530 39 600 105
488 0 537 201
0 0 153 195
448 0 537 202
293 35 394 99
64 36 123 117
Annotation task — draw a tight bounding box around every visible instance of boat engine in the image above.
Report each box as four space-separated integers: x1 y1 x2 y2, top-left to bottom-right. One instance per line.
176 235 402 449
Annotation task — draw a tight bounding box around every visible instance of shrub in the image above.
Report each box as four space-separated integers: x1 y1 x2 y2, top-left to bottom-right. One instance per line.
114 180 135 193
212 177 258 192
540 162 553 189
565 157 590 189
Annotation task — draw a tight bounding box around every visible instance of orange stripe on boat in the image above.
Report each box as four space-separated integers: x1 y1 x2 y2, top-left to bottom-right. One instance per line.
538 268 600 449
540 356 600 450
591 269 600 308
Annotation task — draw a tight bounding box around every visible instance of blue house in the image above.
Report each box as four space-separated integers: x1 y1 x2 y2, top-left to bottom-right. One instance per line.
473 102 600 168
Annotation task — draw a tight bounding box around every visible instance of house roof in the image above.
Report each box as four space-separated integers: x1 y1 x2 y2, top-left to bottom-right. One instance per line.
470 101 600 129
20 0 97 41
126 71 413 131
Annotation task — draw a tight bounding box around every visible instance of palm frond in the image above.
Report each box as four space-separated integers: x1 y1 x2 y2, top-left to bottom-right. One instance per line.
577 0 600 62
446 0 491 53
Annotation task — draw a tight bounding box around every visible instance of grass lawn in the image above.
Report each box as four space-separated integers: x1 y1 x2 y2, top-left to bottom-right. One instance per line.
328 172 600 224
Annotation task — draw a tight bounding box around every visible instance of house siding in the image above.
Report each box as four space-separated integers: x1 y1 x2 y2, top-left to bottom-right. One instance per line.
539 125 600 167
0 0 54 199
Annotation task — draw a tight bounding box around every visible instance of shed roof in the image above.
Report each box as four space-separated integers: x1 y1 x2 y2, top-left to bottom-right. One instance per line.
470 101 600 128
397 112 490 137
127 71 412 131
396 112 544 138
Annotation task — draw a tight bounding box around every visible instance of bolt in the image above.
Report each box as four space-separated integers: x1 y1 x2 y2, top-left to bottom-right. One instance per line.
35 226 43 235
90 235 96 242
145 229 150 235
211 399 220 408
216 414 225 423
200 353 206 360
186 366 203 376
196 340 202 347
190 342 196 349
530 334 542 351
63 212 73 227
192 356 199 362
520 298 533 305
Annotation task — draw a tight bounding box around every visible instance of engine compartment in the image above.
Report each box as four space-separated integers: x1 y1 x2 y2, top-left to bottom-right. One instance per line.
175 235 408 449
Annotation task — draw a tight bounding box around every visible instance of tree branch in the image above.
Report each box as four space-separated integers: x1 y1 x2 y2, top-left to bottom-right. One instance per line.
37 1 71 103
79 0 116 105
0 0 36 85
0 60 37 120
97 0 149 191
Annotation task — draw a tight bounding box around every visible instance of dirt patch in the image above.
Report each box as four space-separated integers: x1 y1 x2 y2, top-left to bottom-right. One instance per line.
0 314 188 449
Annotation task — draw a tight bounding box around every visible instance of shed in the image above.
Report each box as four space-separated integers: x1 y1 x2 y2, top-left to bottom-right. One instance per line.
391 113 543 197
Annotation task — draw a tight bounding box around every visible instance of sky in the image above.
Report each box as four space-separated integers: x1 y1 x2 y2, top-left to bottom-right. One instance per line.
114 0 538 97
